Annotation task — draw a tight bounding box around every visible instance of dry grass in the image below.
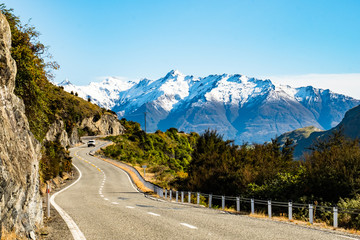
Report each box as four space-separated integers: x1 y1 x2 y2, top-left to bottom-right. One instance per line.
133 165 156 182
1 229 26 240
242 210 360 236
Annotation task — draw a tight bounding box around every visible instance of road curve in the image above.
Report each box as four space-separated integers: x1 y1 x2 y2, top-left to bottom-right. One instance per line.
54 140 360 240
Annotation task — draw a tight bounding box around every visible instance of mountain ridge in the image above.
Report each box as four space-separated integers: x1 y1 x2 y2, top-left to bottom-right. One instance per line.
59 70 360 143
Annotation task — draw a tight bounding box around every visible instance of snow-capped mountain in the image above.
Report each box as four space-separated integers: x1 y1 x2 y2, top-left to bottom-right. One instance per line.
58 70 360 143
58 77 136 109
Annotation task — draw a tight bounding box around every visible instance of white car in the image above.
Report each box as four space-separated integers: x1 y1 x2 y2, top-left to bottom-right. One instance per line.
87 140 96 147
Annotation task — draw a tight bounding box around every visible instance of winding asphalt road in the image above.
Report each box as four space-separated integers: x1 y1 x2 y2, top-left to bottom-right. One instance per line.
54 140 360 240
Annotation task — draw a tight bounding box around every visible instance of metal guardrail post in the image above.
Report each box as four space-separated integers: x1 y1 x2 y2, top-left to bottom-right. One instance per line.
288 201 292 220
222 196 225 210
333 207 338 228
188 192 191 203
181 191 184 203
236 197 240 212
251 198 255 214
197 192 200 205
170 190 172 201
309 204 314 224
209 194 212 208
160 188 163 198
165 189 167 200
268 200 272 218
176 191 179 202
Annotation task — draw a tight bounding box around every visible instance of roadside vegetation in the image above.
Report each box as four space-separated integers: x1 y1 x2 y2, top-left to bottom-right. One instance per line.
102 119 360 230
102 119 199 187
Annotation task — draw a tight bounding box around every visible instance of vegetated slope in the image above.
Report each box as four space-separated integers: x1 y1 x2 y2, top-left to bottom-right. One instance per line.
60 70 360 143
278 104 360 158
101 119 199 187
1 6 123 182
277 126 323 158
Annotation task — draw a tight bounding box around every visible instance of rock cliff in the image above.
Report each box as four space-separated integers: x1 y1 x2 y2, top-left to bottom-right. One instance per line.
44 114 125 148
0 13 42 239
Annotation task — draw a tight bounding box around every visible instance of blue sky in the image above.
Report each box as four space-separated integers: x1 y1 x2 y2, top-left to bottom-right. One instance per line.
2 0 360 98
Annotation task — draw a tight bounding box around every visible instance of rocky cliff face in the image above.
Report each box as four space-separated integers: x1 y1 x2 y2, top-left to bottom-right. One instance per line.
80 114 125 137
0 13 42 239
45 114 125 148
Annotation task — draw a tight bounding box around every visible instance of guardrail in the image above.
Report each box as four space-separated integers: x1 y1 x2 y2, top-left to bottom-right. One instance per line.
153 189 360 229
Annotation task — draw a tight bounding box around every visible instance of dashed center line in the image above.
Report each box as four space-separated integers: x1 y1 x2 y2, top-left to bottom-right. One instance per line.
112 202 119 205
147 212 160 217
126 206 135 209
104 198 109 201
180 223 198 229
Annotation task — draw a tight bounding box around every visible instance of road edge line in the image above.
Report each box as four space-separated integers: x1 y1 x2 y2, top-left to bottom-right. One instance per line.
50 162 86 240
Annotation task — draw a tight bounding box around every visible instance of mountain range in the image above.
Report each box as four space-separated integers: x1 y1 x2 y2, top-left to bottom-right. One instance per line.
59 70 360 143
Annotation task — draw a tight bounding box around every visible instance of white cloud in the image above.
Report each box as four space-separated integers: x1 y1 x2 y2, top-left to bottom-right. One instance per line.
260 73 360 100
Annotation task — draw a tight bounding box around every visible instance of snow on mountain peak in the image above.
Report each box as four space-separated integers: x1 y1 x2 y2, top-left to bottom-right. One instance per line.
165 69 183 77
59 78 73 86
204 74 273 106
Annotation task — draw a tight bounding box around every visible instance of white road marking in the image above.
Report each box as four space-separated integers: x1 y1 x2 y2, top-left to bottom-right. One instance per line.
100 195 104 198
180 223 198 229
116 168 139 192
111 202 119 205
147 212 160 217
50 162 86 240
104 198 109 201
335 234 360 240
126 206 135 209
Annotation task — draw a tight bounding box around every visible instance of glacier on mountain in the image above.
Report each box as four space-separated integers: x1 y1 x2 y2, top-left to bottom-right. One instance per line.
58 70 360 143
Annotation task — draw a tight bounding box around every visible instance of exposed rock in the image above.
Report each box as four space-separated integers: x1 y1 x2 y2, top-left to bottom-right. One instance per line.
44 113 124 149
45 120 70 147
80 114 125 136
0 13 16 93
0 13 42 238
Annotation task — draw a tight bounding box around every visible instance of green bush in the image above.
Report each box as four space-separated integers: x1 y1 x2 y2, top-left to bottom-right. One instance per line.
338 195 360 229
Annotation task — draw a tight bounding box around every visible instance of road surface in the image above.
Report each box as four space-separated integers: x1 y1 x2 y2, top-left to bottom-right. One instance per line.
54 140 359 240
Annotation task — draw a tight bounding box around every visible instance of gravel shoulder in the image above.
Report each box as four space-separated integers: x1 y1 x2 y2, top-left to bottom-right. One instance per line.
37 168 80 240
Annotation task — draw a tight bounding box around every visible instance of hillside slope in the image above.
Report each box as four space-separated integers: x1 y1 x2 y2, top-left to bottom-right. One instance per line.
278 105 360 158
1 6 125 182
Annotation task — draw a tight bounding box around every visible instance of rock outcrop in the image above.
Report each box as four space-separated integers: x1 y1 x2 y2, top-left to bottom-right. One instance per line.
0 13 42 239
44 114 125 148
80 114 125 136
